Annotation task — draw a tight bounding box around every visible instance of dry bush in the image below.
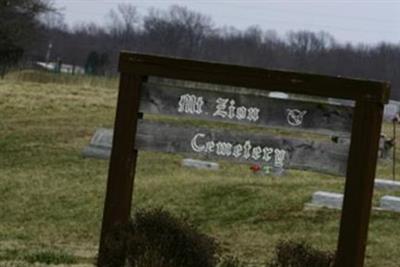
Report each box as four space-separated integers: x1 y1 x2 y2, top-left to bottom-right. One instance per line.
267 240 335 267
98 208 219 267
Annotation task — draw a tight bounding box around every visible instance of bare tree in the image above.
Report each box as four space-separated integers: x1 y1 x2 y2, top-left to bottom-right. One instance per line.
23 4 400 98
143 5 214 57
0 0 53 76
40 10 67 31
107 3 140 49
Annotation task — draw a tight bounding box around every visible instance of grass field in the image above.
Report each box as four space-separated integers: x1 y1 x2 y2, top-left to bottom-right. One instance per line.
1 70 400 266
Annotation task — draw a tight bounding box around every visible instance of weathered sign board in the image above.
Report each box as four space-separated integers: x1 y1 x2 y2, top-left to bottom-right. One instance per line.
140 80 354 135
97 52 390 267
84 121 349 175
85 77 353 175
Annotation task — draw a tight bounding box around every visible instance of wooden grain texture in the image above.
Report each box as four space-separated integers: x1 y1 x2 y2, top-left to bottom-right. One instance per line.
119 52 390 103
98 74 143 266
140 81 353 135
335 100 385 267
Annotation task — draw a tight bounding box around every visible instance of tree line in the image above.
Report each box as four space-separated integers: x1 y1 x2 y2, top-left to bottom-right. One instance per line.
2 2 400 99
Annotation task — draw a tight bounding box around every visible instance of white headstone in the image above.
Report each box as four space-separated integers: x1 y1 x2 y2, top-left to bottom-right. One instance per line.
383 100 400 121
181 158 219 170
374 179 400 190
310 191 343 209
380 195 400 212
82 128 113 159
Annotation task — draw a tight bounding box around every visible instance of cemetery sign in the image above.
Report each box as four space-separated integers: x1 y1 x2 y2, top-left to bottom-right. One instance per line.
97 52 390 267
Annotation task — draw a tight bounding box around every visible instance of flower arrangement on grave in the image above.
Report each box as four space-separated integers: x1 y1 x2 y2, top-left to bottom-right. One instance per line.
250 164 261 173
250 164 272 175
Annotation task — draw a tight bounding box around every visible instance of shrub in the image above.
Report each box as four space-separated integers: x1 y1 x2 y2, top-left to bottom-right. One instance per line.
126 209 219 267
96 209 220 267
267 240 335 267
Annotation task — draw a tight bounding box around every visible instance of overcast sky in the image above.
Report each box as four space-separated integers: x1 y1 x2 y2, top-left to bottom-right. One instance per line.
54 0 400 45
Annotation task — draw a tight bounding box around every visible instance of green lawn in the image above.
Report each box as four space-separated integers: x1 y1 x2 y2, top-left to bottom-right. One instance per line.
0 71 399 266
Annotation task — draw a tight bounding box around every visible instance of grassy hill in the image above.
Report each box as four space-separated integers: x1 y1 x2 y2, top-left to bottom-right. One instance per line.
1 71 399 266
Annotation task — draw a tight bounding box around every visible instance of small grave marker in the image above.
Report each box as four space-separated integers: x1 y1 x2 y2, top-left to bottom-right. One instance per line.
81 128 112 159
384 100 400 121
380 196 400 212
374 179 400 190
310 191 344 209
181 158 219 170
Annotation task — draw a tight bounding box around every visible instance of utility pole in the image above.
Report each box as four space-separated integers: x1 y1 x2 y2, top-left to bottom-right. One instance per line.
46 42 53 63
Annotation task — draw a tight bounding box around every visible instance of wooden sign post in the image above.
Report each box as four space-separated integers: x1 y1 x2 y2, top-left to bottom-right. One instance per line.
98 52 390 267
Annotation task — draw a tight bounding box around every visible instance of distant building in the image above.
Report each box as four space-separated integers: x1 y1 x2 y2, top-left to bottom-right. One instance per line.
35 61 85 75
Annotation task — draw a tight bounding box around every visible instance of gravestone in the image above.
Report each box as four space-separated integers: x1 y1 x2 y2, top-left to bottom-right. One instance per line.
383 100 400 121
309 191 344 209
380 196 400 212
81 128 112 159
181 158 219 170
374 179 400 190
